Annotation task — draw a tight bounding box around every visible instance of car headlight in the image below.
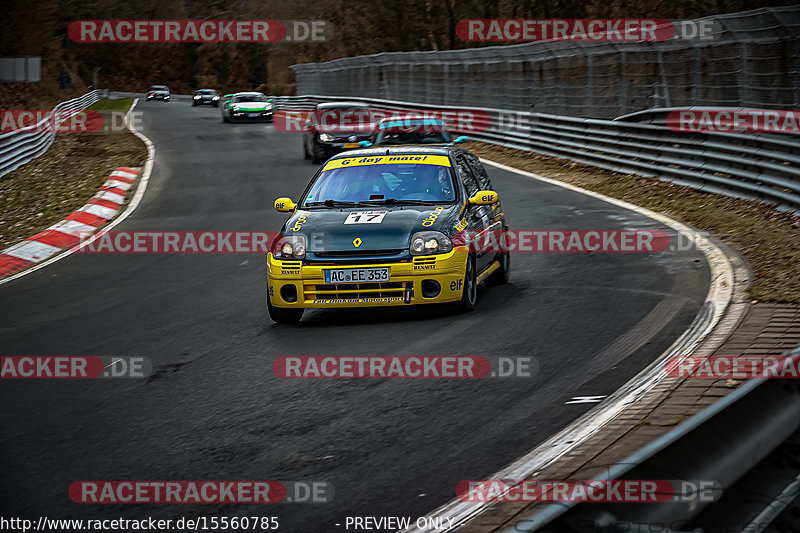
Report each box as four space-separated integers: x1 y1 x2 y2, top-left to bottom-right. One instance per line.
265 103 273 110
212 95 220 100
193 95 200 99
318 133 334 142
410 231 452 256
273 235 306 260
231 105 240 112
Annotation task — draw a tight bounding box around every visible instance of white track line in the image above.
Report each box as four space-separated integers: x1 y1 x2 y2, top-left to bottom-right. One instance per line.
401 158 740 533
0 98 156 286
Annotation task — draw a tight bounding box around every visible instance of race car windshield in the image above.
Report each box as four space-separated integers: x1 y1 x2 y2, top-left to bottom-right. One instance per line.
197 89 216 95
375 130 452 145
149 86 167 91
233 94 268 102
303 163 456 204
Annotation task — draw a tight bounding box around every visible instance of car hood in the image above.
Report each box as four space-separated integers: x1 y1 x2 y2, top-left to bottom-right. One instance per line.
231 101 271 110
283 204 460 253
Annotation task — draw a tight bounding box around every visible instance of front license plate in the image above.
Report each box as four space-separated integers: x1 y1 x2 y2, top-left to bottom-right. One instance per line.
344 142 359 148
325 267 389 284
247 112 260 117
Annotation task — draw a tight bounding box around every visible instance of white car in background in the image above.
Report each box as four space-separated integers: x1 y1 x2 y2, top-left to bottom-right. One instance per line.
220 92 274 123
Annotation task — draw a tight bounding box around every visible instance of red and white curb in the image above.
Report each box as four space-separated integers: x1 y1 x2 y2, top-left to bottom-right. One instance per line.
0 167 140 278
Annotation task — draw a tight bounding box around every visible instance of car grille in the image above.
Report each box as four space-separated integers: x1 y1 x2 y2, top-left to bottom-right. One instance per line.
313 249 403 258
305 281 405 300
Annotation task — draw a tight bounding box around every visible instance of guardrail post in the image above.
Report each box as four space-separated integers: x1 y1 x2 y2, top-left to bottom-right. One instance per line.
619 48 628 115
739 41 749 106
693 46 703 105
586 52 594 117
795 38 800 107
528 60 538 112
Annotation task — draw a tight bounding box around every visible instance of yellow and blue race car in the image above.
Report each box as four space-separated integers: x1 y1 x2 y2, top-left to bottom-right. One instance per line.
266 145 509 323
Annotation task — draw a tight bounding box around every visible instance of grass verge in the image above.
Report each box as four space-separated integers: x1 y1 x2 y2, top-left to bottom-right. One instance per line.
87 98 134 112
464 141 800 304
0 101 147 249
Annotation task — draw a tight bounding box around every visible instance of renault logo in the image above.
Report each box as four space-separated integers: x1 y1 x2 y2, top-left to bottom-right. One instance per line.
352 238 362 248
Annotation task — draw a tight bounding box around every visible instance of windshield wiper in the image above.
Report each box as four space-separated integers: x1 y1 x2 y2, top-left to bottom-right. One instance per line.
305 199 358 208
358 198 441 206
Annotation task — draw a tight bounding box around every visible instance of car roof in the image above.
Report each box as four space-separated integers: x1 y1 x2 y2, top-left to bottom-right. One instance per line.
328 146 455 160
150 85 168 89
234 91 266 96
377 117 446 129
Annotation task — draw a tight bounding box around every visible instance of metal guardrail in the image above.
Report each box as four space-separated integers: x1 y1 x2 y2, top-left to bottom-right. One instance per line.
0 89 108 178
512 343 800 532
273 95 800 213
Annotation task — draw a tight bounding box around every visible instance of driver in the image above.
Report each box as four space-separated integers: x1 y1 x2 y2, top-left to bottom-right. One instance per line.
410 165 442 197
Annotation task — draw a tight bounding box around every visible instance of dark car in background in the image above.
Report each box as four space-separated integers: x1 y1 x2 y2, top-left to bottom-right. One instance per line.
302 101 373 164
360 117 468 147
192 89 220 107
146 85 170 102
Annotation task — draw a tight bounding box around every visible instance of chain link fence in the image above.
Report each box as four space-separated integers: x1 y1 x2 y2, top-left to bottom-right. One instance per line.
291 6 800 119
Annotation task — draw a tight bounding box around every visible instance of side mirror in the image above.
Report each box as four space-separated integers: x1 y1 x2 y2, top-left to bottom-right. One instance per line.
274 197 296 212
453 135 468 144
358 140 372 147
468 190 497 205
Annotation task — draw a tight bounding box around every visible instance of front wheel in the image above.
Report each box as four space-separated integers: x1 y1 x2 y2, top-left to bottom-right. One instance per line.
454 254 477 312
267 292 304 324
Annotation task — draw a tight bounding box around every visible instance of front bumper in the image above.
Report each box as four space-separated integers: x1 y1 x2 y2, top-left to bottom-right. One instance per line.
267 247 468 308
147 94 170 100
231 110 273 121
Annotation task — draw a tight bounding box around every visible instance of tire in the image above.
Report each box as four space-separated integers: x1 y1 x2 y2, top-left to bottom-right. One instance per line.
267 291 304 324
455 254 477 312
222 114 229 123
486 249 510 285
312 147 324 165
303 142 311 160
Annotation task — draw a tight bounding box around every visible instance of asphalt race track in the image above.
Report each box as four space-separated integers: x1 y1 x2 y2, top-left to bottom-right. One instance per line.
0 99 709 531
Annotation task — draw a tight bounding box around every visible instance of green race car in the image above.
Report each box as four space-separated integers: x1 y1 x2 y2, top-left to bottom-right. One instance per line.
220 92 274 123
